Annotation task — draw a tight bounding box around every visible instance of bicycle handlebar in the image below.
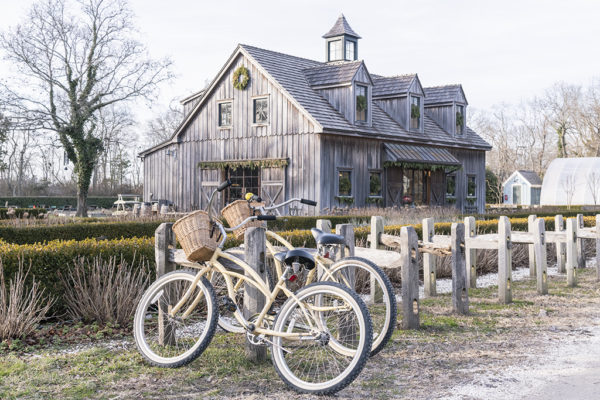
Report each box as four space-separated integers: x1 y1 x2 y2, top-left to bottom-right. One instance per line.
224 214 277 232
300 199 317 206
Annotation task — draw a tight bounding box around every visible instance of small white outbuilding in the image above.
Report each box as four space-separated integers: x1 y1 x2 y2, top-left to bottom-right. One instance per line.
540 157 600 206
503 170 542 205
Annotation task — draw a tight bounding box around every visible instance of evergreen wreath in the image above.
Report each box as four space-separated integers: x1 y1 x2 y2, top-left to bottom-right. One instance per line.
232 66 250 90
456 111 464 127
356 95 367 112
411 104 420 120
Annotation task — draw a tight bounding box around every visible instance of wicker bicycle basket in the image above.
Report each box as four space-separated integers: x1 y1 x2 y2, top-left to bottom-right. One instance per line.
172 210 219 262
221 200 265 240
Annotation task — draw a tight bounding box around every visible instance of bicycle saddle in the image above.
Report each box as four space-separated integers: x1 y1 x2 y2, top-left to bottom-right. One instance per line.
273 249 315 270
310 228 346 246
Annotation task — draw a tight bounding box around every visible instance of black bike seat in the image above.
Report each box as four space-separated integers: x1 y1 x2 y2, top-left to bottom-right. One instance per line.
272 249 315 270
310 228 346 246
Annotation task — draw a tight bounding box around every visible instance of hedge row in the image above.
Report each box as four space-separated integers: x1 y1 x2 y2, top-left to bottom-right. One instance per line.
0 196 118 209
0 221 164 245
0 208 47 219
0 237 154 314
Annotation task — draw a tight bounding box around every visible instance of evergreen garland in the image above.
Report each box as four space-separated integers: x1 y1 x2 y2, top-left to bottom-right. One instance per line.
383 161 461 173
198 158 288 171
232 66 250 90
335 196 355 206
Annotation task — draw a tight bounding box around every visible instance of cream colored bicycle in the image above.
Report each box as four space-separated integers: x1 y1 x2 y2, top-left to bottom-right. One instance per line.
133 181 373 395
214 194 396 356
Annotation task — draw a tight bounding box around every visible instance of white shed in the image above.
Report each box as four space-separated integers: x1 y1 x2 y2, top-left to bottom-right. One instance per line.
540 157 600 206
503 170 542 205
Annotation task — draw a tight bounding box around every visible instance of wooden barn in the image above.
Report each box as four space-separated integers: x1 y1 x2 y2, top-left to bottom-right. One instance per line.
140 15 491 214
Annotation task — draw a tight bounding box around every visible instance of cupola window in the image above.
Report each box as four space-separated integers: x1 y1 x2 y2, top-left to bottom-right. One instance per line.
328 40 343 61
345 40 355 60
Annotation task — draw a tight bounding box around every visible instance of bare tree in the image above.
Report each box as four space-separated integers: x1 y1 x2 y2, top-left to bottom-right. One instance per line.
586 171 600 205
145 101 183 146
541 83 580 158
562 174 577 209
0 0 172 216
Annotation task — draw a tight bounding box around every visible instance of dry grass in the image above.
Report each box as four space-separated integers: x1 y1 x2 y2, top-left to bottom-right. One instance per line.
0 214 174 227
323 206 462 226
59 256 151 326
0 258 54 340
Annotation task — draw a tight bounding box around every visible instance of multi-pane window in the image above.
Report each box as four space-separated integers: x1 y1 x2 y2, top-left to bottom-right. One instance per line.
225 167 260 205
328 40 342 61
369 171 382 197
410 96 421 130
356 85 367 122
467 175 477 198
218 102 232 127
402 169 428 205
456 105 464 134
253 97 268 124
338 170 352 196
345 40 355 60
446 175 456 198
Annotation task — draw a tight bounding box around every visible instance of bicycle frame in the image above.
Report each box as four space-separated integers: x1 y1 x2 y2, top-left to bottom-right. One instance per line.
169 247 351 342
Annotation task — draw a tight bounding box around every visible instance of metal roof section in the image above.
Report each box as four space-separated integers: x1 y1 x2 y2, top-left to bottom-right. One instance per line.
384 143 461 166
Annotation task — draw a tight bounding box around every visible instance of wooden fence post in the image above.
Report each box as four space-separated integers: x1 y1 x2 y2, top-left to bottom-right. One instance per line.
400 226 419 329
464 216 477 289
566 218 578 287
451 223 468 314
555 215 566 274
336 224 357 341
596 215 600 281
577 214 586 268
370 216 385 302
315 219 332 279
155 223 176 346
316 219 332 233
244 226 267 363
422 217 436 297
498 216 512 304
533 218 548 295
528 215 537 277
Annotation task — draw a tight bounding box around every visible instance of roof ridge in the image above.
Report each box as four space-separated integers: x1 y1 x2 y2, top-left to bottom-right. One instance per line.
239 43 324 66
302 60 363 71
425 84 462 89
373 73 416 79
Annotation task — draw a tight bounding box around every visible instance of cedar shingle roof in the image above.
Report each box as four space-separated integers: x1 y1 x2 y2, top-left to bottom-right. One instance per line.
322 14 361 39
303 61 363 87
372 75 415 97
240 44 489 149
424 85 468 105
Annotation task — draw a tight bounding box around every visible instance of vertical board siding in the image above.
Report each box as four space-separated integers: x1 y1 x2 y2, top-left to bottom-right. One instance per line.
425 105 455 135
374 97 408 129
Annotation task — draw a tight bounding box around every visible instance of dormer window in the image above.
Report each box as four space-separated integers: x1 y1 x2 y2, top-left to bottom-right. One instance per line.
410 96 421 130
456 105 465 134
356 85 368 122
328 40 343 61
345 40 355 61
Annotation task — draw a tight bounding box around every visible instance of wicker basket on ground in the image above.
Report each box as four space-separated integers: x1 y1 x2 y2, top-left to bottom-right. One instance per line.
221 200 266 240
172 210 219 262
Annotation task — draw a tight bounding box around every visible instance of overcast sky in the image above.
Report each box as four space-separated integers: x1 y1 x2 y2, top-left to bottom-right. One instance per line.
1 0 600 122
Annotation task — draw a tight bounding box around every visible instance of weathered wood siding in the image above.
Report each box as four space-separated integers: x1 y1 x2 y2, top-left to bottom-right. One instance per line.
319 134 382 210
374 97 408 129
425 104 455 135
183 97 202 116
447 148 486 213
143 52 320 214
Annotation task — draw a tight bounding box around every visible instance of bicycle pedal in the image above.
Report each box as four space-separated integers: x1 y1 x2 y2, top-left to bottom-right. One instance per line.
219 296 238 312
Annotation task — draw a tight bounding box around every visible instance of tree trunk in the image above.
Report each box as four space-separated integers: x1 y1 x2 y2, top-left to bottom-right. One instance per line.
77 188 88 217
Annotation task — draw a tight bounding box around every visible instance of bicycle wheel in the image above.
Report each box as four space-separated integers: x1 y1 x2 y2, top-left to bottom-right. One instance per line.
323 256 396 356
134 270 218 367
270 282 372 395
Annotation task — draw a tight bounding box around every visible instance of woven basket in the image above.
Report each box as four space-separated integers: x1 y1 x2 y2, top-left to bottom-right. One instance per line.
172 210 219 262
221 200 265 240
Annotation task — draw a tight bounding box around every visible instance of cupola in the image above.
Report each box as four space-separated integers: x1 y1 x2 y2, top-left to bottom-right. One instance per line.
323 14 361 63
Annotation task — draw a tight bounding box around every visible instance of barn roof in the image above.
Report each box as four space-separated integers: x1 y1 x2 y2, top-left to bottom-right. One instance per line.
424 85 468 105
322 14 361 39
384 143 460 166
303 61 365 87
140 44 490 157
372 75 416 97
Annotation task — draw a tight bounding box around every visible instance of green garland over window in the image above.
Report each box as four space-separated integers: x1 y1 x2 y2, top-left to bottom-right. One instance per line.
383 161 461 173
335 196 354 206
232 66 250 90
199 158 288 171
